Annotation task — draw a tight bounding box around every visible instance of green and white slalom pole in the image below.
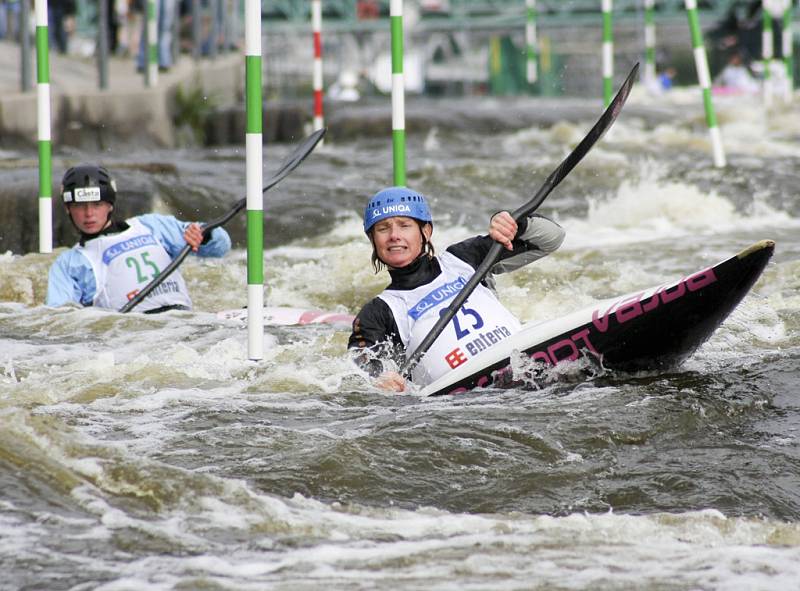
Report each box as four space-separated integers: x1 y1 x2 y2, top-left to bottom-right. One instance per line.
685 0 726 168
762 4 774 105
525 0 538 84
783 0 794 100
644 0 656 85
144 0 158 88
145 0 158 86
35 0 52 253
245 0 263 359
390 0 405 186
312 0 324 139
602 0 614 106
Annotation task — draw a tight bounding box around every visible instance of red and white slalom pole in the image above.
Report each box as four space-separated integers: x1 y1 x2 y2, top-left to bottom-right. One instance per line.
312 0 324 140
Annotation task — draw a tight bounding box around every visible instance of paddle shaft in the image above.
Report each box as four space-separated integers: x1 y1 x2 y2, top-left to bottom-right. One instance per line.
400 64 639 376
120 128 326 313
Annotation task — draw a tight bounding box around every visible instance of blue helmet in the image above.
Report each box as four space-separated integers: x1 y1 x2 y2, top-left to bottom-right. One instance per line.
363 187 433 233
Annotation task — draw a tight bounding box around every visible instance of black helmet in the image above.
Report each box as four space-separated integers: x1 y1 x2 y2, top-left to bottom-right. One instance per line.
61 164 117 205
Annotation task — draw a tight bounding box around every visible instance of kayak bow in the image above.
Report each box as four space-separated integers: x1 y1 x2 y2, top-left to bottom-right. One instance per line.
419 240 775 397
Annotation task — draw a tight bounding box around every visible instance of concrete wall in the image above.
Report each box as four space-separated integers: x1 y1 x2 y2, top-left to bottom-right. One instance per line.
0 43 245 150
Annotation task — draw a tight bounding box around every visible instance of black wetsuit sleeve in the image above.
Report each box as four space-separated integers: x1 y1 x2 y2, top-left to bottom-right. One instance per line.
446 213 565 277
347 297 406 377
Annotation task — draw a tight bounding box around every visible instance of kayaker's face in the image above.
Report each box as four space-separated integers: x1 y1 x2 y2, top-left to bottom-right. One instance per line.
372 216 431 269
67 201 113 234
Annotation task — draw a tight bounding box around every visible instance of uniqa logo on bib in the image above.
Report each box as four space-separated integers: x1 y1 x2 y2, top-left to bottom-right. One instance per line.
372 204 412 219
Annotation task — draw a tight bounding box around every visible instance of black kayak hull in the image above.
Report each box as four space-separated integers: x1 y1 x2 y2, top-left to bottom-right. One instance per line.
419 240 775 397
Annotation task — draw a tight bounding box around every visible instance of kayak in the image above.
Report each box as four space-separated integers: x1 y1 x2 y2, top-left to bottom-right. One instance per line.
217 307 354 326
418 240 775 397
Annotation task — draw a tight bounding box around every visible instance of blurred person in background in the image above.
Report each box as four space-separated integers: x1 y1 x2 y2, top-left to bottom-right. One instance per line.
0 0 21 40
49 0 76 54
137 0 175 71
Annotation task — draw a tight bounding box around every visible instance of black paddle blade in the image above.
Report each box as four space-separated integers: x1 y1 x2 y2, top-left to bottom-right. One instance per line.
265 127 327 191
513 62 639 221
400 64 639 376
201 128 328 236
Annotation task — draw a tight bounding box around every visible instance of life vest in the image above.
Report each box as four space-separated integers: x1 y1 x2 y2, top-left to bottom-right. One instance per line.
378 252 521 385
77 218 192 312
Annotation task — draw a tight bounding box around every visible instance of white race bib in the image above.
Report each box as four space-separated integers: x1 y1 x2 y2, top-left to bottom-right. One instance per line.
78 218 192 312
379 252 521 385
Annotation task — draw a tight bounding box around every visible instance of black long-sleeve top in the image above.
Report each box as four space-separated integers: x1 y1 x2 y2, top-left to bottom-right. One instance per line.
348 214 565 377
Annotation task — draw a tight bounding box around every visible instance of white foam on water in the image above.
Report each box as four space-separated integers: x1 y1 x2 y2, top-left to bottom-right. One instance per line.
246 345 367 395
561 169 798 252
627 87 800 158
716 101 800 158
45 490 800 590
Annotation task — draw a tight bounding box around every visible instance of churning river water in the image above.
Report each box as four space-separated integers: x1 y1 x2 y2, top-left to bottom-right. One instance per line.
1 86 799 590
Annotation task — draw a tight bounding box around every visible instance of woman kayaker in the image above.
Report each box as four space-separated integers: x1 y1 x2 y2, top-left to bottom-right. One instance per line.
349 186 565 392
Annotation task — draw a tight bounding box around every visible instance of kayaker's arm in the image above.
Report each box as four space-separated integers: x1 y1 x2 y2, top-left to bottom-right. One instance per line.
447 213 565 278
491 213 565 274
45 250 97 307
347 297 406 378
138 213 232 258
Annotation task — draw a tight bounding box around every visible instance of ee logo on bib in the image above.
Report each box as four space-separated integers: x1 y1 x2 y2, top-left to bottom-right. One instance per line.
445 347 468 369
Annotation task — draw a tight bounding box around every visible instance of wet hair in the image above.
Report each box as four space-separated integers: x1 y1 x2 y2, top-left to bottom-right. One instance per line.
368 220 435 273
